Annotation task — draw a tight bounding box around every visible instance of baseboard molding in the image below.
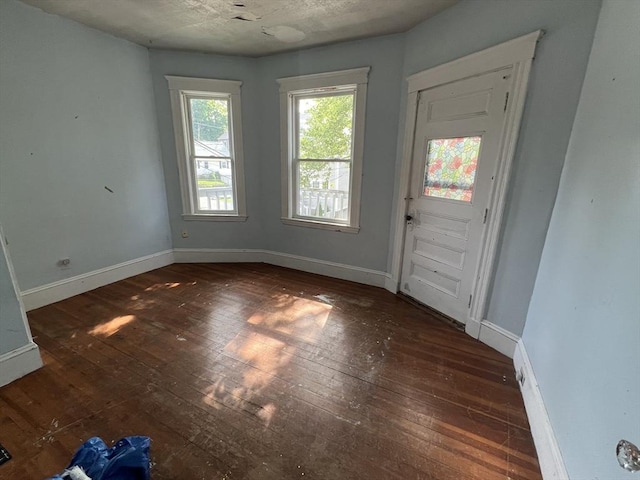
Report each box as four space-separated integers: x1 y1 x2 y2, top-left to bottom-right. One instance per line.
465 317 482 338
264 251 388 288
18 248 523 363
478 320 519 358
514 339 568 480
173 248 264 264
20 248 389 312
464 319 519 358
21 250 175 311
173 248 389 289
384 275 398 294
0 342 43 388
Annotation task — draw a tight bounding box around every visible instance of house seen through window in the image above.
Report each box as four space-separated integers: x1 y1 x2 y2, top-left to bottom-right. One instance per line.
166 76 246 220
190 97 234 211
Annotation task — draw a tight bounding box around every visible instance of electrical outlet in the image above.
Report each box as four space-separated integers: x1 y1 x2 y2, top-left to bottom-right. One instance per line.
58 258 71 268
181 230 189 238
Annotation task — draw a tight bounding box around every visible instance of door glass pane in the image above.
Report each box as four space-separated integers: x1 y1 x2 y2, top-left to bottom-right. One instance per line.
189 98 230 157
195 158 234 211
297 161 350 221
297 94 354 160
423 136 481 202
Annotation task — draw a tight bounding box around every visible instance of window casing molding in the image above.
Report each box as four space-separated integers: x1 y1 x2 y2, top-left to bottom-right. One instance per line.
278 67 370 233
166 75 247 220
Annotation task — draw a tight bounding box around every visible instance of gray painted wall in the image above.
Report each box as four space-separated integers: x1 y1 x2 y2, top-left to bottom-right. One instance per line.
0 229 30 355
2 0 604 345
148 1 602 338
257 35 405 269
395 0 602 336
522 1 640 477
148 51 265 249
0 0 171 291
149 34 404 270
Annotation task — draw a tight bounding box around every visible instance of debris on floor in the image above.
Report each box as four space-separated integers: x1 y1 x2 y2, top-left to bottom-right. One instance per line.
0 442 11 465
47 436 150 480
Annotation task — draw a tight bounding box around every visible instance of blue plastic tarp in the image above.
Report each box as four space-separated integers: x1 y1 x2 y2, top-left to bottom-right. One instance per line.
47 436 150 480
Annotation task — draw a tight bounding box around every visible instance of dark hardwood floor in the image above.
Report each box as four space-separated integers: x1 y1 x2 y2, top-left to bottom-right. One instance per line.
0 263 541 479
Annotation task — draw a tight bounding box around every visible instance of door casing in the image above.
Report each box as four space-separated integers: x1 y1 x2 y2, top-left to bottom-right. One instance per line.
389 30 543 338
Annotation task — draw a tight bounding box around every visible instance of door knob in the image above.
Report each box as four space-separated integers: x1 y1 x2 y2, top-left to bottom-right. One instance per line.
405 214 413 221
617 439 640 472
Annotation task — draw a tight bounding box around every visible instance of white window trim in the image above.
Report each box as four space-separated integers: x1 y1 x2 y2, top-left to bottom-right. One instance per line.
166 75 247 220
277 67 370 233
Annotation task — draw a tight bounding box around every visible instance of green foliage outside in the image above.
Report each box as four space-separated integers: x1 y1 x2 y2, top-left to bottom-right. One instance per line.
299 94 353 189
197 179 227 188
197 170 227 188
191 98 229 142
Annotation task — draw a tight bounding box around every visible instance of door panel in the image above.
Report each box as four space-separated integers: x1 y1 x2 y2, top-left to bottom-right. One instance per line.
410 261 460 297
401 68 513 323
417 210 470 239
428 91 491 121
413 232 466 269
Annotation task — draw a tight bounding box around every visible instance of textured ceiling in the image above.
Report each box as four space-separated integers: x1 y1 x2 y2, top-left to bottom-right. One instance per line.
19 0 459 57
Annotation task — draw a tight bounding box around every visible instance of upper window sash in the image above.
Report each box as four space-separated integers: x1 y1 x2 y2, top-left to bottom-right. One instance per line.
184 93 233 160
292 89 356 162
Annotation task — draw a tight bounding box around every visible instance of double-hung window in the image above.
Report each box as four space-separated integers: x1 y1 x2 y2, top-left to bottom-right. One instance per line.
166 76 246 221
278 67 369 233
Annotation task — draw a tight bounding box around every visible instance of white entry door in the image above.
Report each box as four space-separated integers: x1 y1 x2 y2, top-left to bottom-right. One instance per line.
400 67 513 323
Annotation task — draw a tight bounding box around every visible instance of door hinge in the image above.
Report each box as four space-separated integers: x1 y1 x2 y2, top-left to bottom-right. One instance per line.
483 208 488 224
468 294 473 308
504 92 510 112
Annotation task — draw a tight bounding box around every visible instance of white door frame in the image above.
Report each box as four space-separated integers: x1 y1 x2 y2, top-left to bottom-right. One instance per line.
389 30 544 338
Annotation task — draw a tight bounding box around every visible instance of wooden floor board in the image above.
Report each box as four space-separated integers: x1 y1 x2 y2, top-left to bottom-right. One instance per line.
0 263 541 479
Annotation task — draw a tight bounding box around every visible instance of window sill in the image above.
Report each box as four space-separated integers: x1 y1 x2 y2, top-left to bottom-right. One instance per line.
182 214 248 222
281 217 359 234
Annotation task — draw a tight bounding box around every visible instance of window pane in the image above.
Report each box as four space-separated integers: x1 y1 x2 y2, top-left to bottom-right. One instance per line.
297 161 350 221
190 98 230 157
195 158 234 211
423 136 481 202
297 94 354 160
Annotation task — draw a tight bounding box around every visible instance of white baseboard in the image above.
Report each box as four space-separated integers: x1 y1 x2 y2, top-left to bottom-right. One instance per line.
21 250 175 311
173 248 389 289
173 248 264 264
0 342 43 388
263 251 388 288
464 319 518 358
465 317 482 338
514 339 568 480
384 275 398 294
19 248 389 312
478 320 519 358
18 247 524 362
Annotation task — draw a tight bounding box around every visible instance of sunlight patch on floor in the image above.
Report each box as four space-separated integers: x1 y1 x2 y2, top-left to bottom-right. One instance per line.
201 295 331 426
88 314 136 337
144 281 196 292
249 294 331 343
